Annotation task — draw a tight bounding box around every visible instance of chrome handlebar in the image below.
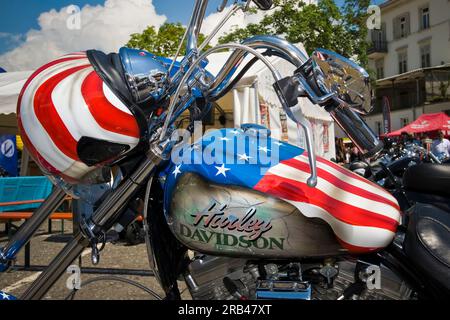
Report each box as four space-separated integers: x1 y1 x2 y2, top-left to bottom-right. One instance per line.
207 36 308 99
158 0 378 189
160 36 320 188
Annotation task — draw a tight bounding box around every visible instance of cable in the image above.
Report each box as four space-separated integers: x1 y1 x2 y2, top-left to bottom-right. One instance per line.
209 56 259 102
64 275 163 300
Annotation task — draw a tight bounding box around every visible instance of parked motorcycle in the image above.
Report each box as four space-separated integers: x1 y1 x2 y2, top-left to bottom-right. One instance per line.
1 0 449 300
350 140 441 183
349 140 448 212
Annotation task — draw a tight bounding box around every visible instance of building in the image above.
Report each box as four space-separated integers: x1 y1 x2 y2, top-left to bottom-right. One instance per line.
364 0 450 136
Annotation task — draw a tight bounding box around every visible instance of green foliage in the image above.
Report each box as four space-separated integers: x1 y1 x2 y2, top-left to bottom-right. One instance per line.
219 0 371 67
126 22 210 57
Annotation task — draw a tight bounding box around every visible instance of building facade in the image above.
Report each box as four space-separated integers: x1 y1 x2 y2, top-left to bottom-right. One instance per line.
363 0 450 136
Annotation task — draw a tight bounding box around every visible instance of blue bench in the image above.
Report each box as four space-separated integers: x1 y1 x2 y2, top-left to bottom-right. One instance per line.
0 176 53 213
0 177 72 268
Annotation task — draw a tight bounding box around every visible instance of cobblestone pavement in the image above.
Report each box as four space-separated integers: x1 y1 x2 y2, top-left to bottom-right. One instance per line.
0 221 190 300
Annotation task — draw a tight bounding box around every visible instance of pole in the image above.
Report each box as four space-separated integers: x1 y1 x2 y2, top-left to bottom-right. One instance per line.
416 78 420 120
19 148 30 176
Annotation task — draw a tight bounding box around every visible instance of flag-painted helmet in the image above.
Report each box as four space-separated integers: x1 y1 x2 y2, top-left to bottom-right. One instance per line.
17 50 162 184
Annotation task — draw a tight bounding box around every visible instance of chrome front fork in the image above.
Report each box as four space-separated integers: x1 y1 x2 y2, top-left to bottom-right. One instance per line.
0 188 67 272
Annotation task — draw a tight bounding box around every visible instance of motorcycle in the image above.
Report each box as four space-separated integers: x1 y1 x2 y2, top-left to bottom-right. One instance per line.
349 140 448 211
349 142 439 187
1 0 449 300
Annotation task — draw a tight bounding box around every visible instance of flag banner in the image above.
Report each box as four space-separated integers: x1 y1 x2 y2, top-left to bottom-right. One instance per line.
382 96 392 134
0 135 18 177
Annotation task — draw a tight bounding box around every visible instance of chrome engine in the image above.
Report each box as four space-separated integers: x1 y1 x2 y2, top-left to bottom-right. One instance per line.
184 255 414 300
185 256 258 300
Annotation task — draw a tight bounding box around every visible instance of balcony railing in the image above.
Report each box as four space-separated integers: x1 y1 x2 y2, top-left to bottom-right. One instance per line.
368 41 388 55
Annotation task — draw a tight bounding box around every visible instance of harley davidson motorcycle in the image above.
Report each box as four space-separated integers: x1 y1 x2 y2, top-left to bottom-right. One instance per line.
1 0 449 300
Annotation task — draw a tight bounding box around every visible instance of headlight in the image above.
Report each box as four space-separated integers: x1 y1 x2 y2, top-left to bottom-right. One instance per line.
119 47 169 104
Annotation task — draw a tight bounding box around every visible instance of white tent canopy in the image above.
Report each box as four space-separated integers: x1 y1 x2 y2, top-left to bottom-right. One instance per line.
205 46 335 160
0 71 31 115
0 71 32 134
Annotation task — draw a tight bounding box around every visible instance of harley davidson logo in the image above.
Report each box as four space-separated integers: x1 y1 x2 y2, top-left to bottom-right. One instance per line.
191 202 272 240
179 223 285 250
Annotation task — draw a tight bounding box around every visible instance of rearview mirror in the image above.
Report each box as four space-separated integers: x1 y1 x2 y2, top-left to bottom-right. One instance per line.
310 49 373 115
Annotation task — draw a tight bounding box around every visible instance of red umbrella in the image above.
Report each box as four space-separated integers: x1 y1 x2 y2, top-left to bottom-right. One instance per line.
386 112 450 137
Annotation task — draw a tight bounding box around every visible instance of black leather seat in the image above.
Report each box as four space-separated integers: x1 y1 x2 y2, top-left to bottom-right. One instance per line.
404 203 450 295
86 50 133 104
403 163 450 198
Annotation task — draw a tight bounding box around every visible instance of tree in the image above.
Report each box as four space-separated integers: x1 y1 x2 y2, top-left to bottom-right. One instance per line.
126 22 210 57
218 0 371 67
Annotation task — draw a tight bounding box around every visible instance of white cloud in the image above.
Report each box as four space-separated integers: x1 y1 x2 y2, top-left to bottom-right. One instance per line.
0 0 166 71
200 4 271 46
0 1 283 72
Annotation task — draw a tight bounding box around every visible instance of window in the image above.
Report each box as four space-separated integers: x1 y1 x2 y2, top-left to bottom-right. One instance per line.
375 59 384 79
420 44 431 68
400 17 407 37
400 117 409 127
377 29 383 43
371 23 386 42
394 13 410 39
398 51 408 74
420 6 430 30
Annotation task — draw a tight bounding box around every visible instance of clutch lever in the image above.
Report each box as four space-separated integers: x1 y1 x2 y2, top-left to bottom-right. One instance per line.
273 72 338 188
287 105 318 188
274 77 318 188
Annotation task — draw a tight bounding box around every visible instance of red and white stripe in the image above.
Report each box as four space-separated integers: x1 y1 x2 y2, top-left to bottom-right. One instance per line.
254 154 401 253
17 53 140 183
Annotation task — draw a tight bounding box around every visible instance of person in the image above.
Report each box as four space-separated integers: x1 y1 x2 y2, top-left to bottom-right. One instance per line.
350 145 361 162
399 131 412 147
431 130 450 159
411 133 422 146
422 133 433 151
335 138 346 164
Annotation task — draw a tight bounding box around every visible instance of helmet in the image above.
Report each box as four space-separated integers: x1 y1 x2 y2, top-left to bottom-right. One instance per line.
17 52 146 184
349 161 372 178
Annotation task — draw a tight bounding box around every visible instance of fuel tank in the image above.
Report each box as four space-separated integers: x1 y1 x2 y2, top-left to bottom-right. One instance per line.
163 128 401 258
170 172 344 258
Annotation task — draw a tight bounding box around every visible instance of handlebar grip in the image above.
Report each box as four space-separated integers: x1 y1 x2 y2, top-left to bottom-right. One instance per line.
326 101 384 158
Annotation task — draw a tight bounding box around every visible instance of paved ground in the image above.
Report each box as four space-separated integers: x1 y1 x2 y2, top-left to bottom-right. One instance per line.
0 221 190 300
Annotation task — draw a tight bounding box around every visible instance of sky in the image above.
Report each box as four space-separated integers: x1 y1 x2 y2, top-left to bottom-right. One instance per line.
0 0 386 71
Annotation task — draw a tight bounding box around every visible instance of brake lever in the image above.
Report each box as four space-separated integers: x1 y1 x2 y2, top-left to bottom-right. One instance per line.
286 105 318 188
274 76 319 188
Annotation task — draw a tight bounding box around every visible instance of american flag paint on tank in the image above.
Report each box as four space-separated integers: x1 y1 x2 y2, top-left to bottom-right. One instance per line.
163 128 401 254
